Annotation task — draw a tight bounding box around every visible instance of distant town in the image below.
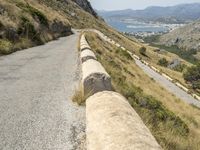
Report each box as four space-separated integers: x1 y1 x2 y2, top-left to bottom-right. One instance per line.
123 23 185 37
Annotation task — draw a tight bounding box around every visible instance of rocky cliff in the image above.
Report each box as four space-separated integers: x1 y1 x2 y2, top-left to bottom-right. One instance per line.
72 0 97 17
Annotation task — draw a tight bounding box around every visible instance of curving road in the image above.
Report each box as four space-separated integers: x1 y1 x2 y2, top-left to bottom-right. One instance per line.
0 32 85 149
134 59 200 108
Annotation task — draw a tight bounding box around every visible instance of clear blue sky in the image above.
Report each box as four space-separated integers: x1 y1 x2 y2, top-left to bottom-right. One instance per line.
89 0 200 11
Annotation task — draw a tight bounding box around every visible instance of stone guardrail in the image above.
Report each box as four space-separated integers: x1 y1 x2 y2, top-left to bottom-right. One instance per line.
80 34 112 96
79 33 161 150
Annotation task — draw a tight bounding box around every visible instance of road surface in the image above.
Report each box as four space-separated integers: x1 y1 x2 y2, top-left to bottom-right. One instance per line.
0 32 85 149
134 59 200 108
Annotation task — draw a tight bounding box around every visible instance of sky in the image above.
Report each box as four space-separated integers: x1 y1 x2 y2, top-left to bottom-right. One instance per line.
89 0 200 11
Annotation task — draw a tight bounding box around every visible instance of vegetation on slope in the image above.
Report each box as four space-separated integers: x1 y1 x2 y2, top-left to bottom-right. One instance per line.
143 34 200 93
184 63 200 91
0 0 73 55
86 32 200 150
152 44 198 64
159 21 200 53
0 0 131 55
143 35 199 64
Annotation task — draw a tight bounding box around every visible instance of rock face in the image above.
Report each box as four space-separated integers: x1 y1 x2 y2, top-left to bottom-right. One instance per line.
72 0 97 17
50 19 72 37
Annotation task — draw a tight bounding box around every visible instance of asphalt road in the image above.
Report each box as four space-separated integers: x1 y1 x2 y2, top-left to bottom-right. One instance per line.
134 59 200 108
0 32 85 149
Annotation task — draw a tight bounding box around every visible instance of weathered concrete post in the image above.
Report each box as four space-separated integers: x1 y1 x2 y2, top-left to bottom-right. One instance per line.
86 91 162 150
80 49 97 63
82 59 112 96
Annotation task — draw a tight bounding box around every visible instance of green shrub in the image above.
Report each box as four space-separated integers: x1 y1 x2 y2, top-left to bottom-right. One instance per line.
183 63 200 89
107 58 189 137
139 46 146 55
120 82 189 136
158 58 169 67
116 48 132 60
150 44 198 64
0 39 13 55
173 64 187 72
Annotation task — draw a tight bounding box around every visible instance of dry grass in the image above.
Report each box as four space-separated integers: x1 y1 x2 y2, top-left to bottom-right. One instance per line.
72 85 86 105
92 23 193 91
72 84 93 105
85 32 200 150
0 0 73 54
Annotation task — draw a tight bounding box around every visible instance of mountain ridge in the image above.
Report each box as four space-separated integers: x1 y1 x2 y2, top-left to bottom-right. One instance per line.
98 3 200 23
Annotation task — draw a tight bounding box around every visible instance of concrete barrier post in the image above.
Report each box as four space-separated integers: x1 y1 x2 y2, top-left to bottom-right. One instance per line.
82 59 112 95
80 49 97 63
80 34 91 51
86 91 161 150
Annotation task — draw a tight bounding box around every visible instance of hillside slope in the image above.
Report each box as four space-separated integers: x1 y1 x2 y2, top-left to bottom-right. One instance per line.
159 20 200 50
0 0 99 55
159 20 200 58
0 0 72 54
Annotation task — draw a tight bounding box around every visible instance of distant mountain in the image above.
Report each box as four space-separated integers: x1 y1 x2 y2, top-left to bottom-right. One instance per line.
98 3 200 23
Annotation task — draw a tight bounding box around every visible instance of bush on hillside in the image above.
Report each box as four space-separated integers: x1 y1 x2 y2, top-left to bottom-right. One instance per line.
173 64 187 72
183 63 200 90
139 46 146 56
115 48 132 60
158 58 169 67
0 39 13 55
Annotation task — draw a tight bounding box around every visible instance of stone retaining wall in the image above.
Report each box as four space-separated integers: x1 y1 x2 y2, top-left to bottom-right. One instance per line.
79 33 161 150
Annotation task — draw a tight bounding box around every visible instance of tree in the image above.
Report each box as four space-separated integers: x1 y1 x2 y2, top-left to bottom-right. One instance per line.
183 63 200 89
139 47 146 56
157 58 169 67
